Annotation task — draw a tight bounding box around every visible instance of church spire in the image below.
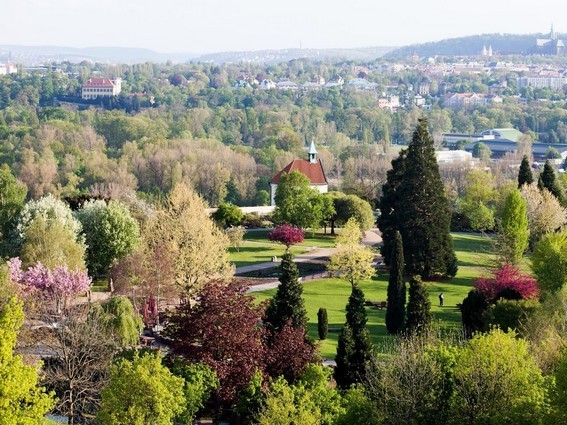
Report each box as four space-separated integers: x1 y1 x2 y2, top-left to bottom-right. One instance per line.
308 140 318 164
551 23 556 40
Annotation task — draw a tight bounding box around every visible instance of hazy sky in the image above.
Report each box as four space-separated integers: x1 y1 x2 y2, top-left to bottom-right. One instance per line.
2 0 566 53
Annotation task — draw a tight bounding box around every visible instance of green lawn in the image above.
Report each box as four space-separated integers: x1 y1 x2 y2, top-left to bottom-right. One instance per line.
252 232 494 360
229 229 337 268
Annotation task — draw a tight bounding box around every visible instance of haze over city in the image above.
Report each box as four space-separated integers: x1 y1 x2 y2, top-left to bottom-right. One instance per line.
2 0 567 53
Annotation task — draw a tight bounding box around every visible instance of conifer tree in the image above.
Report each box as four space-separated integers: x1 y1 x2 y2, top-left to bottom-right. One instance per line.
538 160 563 203
386 231 406 334
518 155 533 188
334 283 373 388
264 252 307 332
378 118 457 278
317 307 328 340
405 275 432 334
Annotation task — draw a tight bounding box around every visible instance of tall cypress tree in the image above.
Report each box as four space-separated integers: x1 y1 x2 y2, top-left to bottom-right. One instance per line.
518 155 533 188
334 283 373 388
405 275 432 334
386 231 406 334
538 160 564 203
378 118 457 278
264 252 307 331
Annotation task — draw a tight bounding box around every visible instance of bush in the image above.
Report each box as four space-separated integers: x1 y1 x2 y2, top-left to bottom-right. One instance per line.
459 290 489 338
317 308 328 340
474 264 539 303
212 203 243 228
489 299 539 334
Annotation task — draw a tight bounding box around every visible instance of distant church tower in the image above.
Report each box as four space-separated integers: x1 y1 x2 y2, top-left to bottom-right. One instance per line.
308 139 318 163
551 23 556 40
488 45 493 56
482 45 488 56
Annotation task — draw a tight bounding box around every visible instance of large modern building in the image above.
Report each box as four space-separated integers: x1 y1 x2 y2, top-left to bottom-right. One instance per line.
82 77 122 100
269 141 328 206
516 75 567 91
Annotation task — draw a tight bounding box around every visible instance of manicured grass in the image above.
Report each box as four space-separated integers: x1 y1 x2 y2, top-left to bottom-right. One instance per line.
229 229 337 267
252 232 495 360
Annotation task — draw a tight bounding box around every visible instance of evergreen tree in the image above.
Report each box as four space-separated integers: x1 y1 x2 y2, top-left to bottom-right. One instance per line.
518 155 533 188
317 307 328 340
538 160 563 203
334 283 373 388
405 276 432 334
386 231 406 334
264 252 307 331
378 118 457 278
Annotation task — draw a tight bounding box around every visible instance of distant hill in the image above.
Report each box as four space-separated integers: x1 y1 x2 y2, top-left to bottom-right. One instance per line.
385 33 562 58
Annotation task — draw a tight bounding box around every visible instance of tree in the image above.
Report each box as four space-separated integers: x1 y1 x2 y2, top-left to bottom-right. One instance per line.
459 290 489 338
334 283 373 388
474 264 539 303
75 200 140 277
333 194 375 232
212 202 243 228
451 329 547 424
0 165 27 255
91 296 143 347
273 170 323 229
225 225 246 252
472 141 492 161
521 183 567 246
457 169 496 232
386 231 406 334
144 183 233 296
538 159 563 203
518 155 533 187
267 225 305 250
98 352 185 425
496 189 529 265
264 252 307 332
531 229 567 294
164 281 265 404
405 276 432 334
317 307 328 340
328 218 374 286
0 296 55 423
378 118 457 278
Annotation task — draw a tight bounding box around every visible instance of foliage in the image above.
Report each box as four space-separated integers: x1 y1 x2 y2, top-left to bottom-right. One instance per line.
0 296 55 424
212 202 244 228
92 296 143 346
335 387 382 425
378 118 457 278
538 159 563 203
386 230 406 334
451 329 547 424
521 183 567 246
267 224 305 249
167 359 219 425
531 229 567 294
273 170 324 229
317 307 328 340
496 188 529 266
488 299 539 333
457 169 496 232
75 200 140 276
144 183 233 296
549 351 567 424
98 352 185 425
333 194 375 231
405 276 432 334
334 283 373 388
474 264 539 303
0 165 27 255
225 225 246 252
264 252 307 331
518 155 533 187
459 290 490 338
164 281 265 404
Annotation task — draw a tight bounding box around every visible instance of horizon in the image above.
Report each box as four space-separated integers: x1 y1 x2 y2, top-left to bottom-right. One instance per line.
1 0 566 55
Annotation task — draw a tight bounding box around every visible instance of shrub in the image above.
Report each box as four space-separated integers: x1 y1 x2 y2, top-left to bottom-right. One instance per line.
474 264 539 303
317 307 328 340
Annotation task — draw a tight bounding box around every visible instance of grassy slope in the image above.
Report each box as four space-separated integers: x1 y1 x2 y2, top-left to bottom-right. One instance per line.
252 232 494 359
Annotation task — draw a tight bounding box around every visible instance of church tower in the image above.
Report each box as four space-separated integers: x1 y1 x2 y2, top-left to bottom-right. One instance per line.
308 140 318 164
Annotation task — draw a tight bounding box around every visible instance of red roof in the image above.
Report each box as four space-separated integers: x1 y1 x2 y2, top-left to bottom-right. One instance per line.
270 159 327 185
83 78 115 88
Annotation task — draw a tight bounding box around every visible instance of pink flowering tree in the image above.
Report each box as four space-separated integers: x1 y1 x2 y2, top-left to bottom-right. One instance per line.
7 257 92 314
474 264 539 303
267 225 305 251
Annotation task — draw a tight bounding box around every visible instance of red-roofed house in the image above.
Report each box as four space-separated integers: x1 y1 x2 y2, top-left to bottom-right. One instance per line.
82 77 122 100
269 141 328 206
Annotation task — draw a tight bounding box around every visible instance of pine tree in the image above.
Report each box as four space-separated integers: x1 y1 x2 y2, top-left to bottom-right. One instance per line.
538 160 563 203
264 252 307 331
405 275 432 334
334 283 373 388
518 155 533 188
378 118 457 278
386 231 406 334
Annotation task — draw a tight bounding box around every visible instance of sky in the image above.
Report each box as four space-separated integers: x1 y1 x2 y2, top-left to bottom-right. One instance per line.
2 0 567 54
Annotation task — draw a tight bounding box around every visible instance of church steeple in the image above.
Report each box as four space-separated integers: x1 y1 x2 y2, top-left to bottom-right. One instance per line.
551 23 556 40
308 140 318 164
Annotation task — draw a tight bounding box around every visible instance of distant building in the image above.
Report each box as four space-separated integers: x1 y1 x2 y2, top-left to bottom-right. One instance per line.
516 75 567 91
258 79 276 90
82 77 122 100
269 140 328 206
481 45 493 57
443 93 502 109
0 62 17 75
435 150 474 164
532 25 565 56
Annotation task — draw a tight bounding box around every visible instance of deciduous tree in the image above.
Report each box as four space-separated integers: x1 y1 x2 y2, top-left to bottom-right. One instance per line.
495 188 529 265
273 170 323 229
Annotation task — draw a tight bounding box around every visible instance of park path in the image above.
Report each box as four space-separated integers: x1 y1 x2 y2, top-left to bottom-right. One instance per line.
244 229 382 293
